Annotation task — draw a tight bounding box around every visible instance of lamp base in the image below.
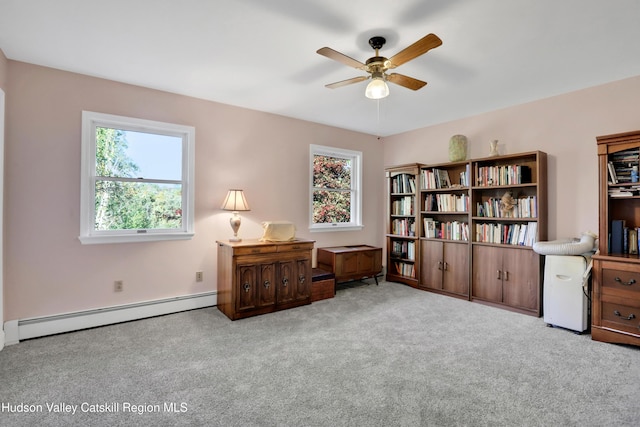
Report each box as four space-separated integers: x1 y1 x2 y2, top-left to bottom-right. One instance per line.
229 212 242 242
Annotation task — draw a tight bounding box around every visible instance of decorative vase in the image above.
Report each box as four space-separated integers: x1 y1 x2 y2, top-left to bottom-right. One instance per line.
448 135 468 162
489 140 499 157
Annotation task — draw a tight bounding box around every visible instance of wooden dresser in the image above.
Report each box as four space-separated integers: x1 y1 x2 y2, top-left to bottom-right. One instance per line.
593 131 640 346
216 239 314 320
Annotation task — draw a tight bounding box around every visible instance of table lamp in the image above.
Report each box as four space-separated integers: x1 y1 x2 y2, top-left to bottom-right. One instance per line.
221 189 250 242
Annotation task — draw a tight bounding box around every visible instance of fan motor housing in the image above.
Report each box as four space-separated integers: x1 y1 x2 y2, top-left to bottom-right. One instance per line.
368 36 386 50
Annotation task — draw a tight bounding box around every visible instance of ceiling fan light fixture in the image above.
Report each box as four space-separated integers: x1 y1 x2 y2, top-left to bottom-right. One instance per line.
365 76 389 100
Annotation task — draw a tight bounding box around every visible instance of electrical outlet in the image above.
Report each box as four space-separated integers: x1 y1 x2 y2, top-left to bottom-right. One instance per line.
114 280 124 292
196 271 204 282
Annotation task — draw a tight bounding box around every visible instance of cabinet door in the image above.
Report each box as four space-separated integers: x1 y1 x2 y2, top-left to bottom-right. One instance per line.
472 245 503 303
236 264 258 312
502 249 539 310
442 242 469 296
357 250 380 275
420 240 444 290
277 260 295 304
294 258 311 301
257 263 276 308
338 252 359 276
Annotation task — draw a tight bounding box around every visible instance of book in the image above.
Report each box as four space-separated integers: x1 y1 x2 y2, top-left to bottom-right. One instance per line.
608 161 619 184
611 219 625 254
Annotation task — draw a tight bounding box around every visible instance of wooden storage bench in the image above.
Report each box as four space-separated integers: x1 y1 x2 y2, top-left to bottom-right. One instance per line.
317 245 383 285
312 268 335 302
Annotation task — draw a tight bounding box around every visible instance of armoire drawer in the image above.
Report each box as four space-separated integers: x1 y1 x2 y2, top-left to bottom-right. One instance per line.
602 267 640 294
601 300 640 336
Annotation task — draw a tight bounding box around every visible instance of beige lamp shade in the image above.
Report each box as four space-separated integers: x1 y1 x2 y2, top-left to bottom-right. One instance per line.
221 189 250 212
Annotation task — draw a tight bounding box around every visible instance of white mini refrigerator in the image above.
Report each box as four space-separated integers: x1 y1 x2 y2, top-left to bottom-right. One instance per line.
543 254 591 333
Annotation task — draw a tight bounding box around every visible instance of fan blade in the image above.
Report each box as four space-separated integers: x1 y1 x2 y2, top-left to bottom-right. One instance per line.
388 33 442 68
325 76 369 89
317 47 366 70
387 73 427 90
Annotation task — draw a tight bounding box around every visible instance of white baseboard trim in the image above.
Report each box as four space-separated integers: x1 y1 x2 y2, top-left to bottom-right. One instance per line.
3 291 217 346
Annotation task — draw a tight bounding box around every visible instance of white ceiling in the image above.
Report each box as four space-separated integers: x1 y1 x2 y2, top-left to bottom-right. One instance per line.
1 0 640 137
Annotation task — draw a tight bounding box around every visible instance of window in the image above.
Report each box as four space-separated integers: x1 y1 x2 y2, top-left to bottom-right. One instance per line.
80 111 195 244
310 144 362 231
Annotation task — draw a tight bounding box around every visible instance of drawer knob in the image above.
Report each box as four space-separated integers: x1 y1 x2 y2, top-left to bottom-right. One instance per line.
263 280 270 289
614 277 637 286
299 274 306 284
243 282 251 292
613 310 636 321
282 277 289 287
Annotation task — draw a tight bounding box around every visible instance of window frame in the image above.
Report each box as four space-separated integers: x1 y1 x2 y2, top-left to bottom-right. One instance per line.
79 111 195 244
309 144 363 232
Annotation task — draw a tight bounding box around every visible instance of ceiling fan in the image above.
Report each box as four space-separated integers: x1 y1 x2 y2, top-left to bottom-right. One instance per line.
317 33 442 99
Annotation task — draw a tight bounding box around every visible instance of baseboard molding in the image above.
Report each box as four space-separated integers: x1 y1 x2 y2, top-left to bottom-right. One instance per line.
3 291 217 346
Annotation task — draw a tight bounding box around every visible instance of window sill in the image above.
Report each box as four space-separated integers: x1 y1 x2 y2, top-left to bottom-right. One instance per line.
309 225 364 233
78 232 195 245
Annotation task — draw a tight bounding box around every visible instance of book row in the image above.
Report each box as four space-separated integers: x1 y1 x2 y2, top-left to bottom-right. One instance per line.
608 148 639 184
390 240 416 261
424 193 469 213
475 196 537 218
391 173 417 194
475 164 532 187
391 218 416 237
610 219 640 255
422 165 471 189
391 195 414 216
392 261 415 278
474 222 538 246
423 219 469 241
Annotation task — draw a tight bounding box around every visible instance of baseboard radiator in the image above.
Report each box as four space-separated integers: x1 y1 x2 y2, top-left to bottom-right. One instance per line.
4 291 217 345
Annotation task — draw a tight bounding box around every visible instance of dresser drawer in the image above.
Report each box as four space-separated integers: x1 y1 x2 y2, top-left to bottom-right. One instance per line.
233 245 277 256
276 242 314 252
601 267 640 293
601 300 640 336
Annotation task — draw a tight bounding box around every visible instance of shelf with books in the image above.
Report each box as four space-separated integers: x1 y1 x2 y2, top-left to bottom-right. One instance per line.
470 151 546 316
421 161 471 190
594 130 640 346
386 164 422 286
422 217 470 241
473 221 538 247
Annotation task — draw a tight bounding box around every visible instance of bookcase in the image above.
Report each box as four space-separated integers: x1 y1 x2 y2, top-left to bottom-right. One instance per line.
386 151 547 316
593 130 640 346
471 151 547 316
419 160 471 297
386 164 421 286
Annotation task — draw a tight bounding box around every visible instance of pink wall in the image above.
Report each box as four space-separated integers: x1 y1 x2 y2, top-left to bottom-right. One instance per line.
383 75 640 242
0 49 7 90
4 61 384 321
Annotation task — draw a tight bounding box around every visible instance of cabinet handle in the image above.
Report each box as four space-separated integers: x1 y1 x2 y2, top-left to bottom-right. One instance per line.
282 277 289 287
242 282 251 293
299 274 306 284
443 262 448 271
613 310 636 321
504 271 509 281
614 277 637 286
263 280 270 289
497 270 502 280
438 261 443 270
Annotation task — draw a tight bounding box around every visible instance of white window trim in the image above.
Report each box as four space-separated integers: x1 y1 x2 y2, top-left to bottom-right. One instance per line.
309 144 363 232
79 111 195 244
